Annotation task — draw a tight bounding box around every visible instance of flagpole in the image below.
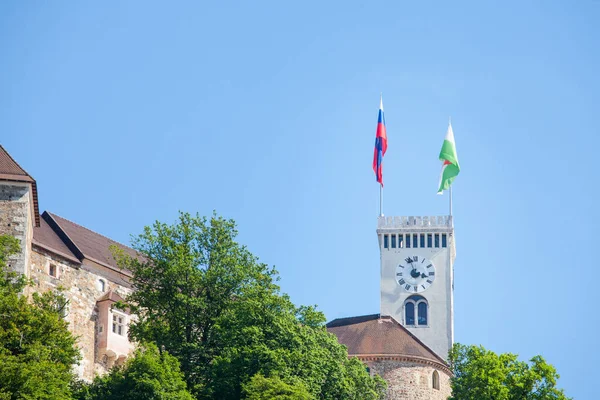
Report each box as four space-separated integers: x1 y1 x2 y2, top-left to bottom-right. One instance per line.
449 185 453 216
380 184 383 216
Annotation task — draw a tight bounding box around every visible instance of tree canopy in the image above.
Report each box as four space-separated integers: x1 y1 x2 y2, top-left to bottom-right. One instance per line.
0 235 80 399
449 343 570 400
243 374 311 400
74 343 193 400
114 212 386 400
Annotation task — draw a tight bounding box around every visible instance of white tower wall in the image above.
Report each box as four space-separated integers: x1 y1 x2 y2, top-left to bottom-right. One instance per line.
378 215 455 360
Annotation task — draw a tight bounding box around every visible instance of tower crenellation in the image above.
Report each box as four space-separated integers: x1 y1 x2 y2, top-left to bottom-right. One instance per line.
377 215 453 229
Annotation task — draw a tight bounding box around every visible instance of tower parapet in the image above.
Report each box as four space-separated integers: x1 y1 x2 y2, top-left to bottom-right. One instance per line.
377 215 453 230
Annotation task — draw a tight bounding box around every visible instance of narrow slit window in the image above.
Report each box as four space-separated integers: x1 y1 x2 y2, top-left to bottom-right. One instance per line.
405 302 415 325
391 235 396 248
398 235 404 248
427 234 433 248
49 264 57 278
442 234 447 248
420 234 425 248
413 234 418 248
384 235 389 249
432 370 440 390
406 234 411 248
435 234 440 248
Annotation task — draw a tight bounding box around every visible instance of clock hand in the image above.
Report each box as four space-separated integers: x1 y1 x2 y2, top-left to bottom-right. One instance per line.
410 264 420 278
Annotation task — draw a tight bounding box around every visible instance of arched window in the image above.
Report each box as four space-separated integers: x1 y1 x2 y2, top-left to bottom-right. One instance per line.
418 301 428 325
404 295 428 326
405 302 415 325
432 370 440 390
97 279 106 292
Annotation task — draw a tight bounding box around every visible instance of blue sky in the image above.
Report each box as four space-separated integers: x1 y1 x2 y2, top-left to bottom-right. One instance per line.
2 1 598 398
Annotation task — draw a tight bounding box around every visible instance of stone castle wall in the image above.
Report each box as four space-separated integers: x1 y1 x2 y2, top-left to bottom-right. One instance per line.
28 247 132 380
0 183 32 276
368 359 452 400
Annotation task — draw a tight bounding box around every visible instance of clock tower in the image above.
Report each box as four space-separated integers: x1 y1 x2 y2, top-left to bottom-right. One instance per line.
377 215 455 360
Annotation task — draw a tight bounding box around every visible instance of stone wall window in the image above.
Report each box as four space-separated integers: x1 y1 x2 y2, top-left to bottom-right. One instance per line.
383 235 389 249
398 234 403 248
112 313 125 336
49 264 57 278
404 295 428 326
391 234 396 248
97 279 106 292
432 370 440 390
442 233 447 248
420 234 425 248
427 234 433 247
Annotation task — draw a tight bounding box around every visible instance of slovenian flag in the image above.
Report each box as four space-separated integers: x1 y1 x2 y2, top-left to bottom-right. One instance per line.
373 97 387 186
437 122 460 194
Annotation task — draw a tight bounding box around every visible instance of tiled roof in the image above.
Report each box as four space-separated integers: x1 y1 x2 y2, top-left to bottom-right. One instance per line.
39 211 137 275
326 314 447 366
0 145 33 180
32 218 80 264
0 145 40 226
97 290 125 303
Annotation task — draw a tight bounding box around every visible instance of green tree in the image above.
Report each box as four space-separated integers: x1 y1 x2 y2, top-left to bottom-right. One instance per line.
114 212 385 400
75 343 193 400
0 235 80 400
449 343 570 400
243 374 311 400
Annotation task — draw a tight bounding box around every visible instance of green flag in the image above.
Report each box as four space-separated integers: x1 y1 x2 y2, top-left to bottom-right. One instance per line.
437 123 460 194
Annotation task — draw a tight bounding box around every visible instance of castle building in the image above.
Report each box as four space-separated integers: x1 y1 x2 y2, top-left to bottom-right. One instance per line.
0 145 136 380
1 143 455 396
326 215 455 399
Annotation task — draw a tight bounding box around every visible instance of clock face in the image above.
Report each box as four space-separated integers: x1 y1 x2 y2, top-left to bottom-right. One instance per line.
395 255 436 293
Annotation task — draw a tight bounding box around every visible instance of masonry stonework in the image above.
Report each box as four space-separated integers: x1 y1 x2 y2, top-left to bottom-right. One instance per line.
28 247 132 380
368 360 452 400
0 183 32 276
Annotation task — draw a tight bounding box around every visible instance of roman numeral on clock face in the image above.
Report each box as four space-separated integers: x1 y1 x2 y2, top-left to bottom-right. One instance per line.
413 256 418 262
426 264 433 269
413 286 418 292
427 279 432 284
404 284 411 291
429 272 435 276
405 257 413 264
396 272 403 276
399 279 406 285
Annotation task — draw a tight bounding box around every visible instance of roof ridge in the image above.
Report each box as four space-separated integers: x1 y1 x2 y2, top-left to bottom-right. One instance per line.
0 145 34 178
47 211 135 251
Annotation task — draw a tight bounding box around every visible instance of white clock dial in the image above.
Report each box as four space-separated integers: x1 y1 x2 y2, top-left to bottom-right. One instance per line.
395 255 436 293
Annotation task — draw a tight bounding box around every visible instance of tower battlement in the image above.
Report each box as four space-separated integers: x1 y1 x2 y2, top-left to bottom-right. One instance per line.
377 215 453 231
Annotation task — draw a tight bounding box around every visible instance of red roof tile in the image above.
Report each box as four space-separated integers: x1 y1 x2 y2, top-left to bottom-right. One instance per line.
326 314 447 366
32 218 80 264
43 212 138 274
97 290 125 303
